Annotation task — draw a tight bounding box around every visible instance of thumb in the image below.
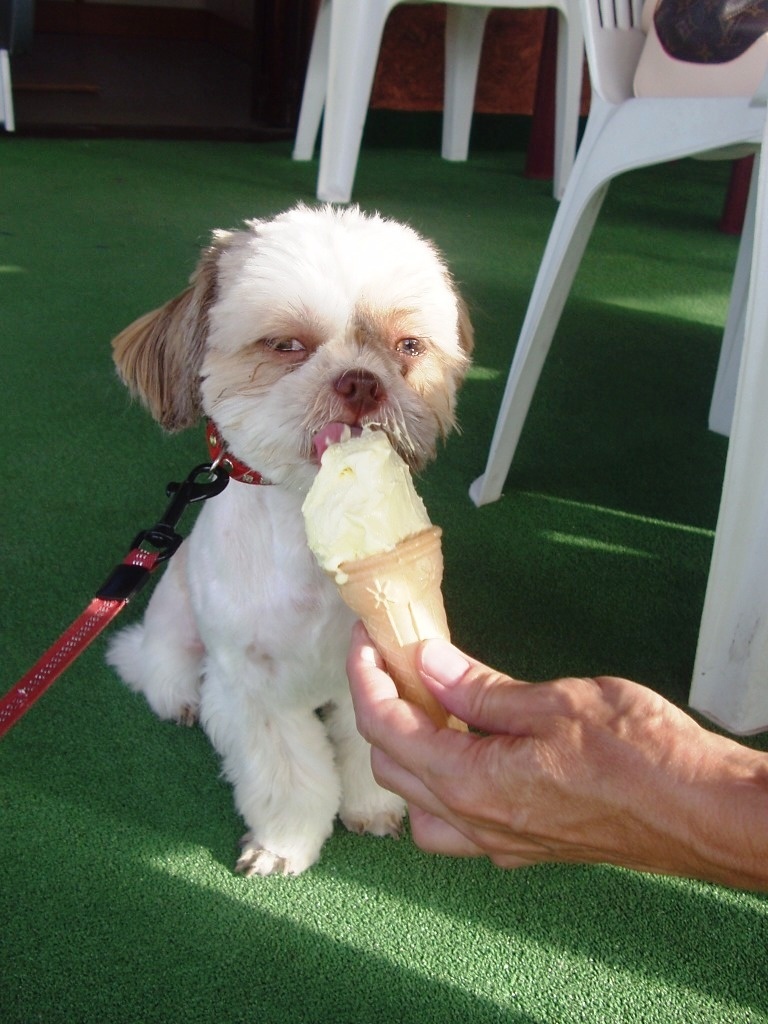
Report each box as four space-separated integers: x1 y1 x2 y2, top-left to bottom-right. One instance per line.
416 638 535 735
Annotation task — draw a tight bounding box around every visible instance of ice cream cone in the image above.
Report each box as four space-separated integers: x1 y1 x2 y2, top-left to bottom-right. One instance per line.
337 526 466 731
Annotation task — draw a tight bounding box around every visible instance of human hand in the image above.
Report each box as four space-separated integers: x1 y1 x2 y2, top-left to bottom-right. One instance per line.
346 622 768 888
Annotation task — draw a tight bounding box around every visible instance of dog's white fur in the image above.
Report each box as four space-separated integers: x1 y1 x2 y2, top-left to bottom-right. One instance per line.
107 204 472 876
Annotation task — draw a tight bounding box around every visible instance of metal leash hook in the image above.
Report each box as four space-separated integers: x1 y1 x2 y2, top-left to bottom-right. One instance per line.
138 461 231 558
96 463 230 602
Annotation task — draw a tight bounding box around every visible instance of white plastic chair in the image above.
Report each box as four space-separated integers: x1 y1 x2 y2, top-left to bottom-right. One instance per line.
470 0 768 732
1 48 14 131
689 93 768 734
293 0 584 202
1 0 32 133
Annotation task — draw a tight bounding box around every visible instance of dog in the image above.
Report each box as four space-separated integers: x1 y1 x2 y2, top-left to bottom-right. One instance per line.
107 204 473 876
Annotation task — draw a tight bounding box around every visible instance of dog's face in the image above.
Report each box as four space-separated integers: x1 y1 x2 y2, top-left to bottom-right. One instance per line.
113 204 473 489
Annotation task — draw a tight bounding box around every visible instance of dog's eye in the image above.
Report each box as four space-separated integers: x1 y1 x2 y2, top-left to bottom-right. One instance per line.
266 338 306 353
396 338 424 358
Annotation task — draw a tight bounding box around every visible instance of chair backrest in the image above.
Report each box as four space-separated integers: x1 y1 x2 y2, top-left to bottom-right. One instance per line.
583 0 647 104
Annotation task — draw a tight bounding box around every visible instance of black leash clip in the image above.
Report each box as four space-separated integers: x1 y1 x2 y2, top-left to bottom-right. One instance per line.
132 463 230 561
96 463 230 602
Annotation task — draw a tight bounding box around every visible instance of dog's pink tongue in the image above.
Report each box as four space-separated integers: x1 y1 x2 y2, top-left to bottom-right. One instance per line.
313 422 363 460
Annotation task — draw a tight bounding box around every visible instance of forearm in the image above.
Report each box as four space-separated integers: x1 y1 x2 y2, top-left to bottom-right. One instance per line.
664 737 768 890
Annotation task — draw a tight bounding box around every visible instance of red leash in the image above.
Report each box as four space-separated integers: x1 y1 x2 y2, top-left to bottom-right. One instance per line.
0 548 161 737
0 462 229 738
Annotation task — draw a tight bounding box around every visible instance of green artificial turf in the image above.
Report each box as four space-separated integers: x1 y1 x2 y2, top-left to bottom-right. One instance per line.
2 124 767 1023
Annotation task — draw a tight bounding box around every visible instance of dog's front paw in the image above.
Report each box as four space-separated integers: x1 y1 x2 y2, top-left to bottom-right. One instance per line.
234 832 320 877
340 799 406 840
177 704 198 727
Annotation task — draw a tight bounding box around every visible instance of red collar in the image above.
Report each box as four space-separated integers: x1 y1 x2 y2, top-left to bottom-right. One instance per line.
205 420 269 485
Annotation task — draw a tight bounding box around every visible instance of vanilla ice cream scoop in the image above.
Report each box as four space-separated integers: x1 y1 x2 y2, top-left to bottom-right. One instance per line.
302 427 431 583
302 426 466 730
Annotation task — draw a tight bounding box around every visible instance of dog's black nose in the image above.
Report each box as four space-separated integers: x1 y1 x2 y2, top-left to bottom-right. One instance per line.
334 369 384 416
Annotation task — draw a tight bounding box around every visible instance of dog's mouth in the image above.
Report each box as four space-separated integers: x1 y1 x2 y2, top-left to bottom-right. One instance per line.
311 421 425 470
312 422 364 461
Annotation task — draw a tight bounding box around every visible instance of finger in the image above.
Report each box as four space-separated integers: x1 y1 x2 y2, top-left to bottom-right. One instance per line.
416 639 586 736
346 621 398 708
348 624 496 831
347 622 466 754
368 747 489 859
346 621 423 740
408 806 486 859
411 801 558 869
368 741 454 811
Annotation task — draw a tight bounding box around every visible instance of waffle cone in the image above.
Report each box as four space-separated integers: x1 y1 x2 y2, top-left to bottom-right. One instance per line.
337 527 466 730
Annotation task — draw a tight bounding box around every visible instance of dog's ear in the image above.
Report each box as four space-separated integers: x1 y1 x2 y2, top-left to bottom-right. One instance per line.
112 233 231 432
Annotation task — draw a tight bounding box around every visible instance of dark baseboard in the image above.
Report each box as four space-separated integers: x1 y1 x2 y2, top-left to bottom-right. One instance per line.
34 0 252 60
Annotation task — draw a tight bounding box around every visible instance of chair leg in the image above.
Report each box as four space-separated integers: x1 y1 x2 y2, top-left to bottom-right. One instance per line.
690 141 768 735
293 0 332 160
441 5 491 162
315 0 397 203
469 189 608 506
1 49 14 133
719 154 754 235
470 99 616 507
470 94 767 507
692 138 768 737
708 157 758 436
552 4 584 198
444 4 583 196
525 8 560 184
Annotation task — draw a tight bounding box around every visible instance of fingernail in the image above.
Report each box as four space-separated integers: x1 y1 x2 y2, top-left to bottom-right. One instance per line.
359 642 379 666
419 639 470 688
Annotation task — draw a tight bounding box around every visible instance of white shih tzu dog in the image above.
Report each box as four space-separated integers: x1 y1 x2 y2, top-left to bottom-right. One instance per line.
107 204 473 876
